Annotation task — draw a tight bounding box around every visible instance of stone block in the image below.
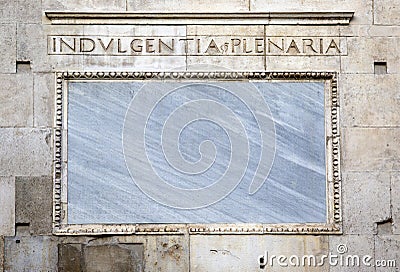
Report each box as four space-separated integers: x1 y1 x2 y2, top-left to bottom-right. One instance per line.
17 24 84 72
127 0 249 12
341 37 398 74
0 177 15 236
340 74 400 127
374 235 400 272
0 236 4 272
58 244 83 272
0 24 16 73
0 0 17 23
42 0 126 11
83 55 186 71
265 56 340 71
0 74 33 127
84 244 144 272
15 176 52 235
329 235 375 271
190 235 328 271
149 236 189 272
250 0 372 25
374 0 400 26
392 172 400 235
265 25 340 36
188 56 264 71
17 0 42 24
342 128 400 171
342 172 391 234
187 25 264 36
0 128 52 176
4 236 58 271
33 73 54 128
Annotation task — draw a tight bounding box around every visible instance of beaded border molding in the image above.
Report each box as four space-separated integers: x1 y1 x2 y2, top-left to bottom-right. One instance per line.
53 71 342 235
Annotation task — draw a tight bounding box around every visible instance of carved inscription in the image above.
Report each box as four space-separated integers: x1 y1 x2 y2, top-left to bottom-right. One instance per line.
48 36 346 56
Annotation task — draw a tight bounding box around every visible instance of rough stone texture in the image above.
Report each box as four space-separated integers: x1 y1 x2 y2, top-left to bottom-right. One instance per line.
0 24 16 74
0 129 52 176
250 0 372 25
374 235 400 272
58 244 83 272
84 244 144 272
341 37 398 74
0 0 17 23
118 235 189 272
190 235 329 271
340 74 400 127
17 24 85 72
16 0 42 24
1 0 400 270
0 236 4 272
0 177 15 236
0 74 33 127
15 176 52 235
392 172 400 235
342 172 391 234
4 236 58 272
128 0 249 12
374 0 400 26
42 0 126 12
329 235 375 271
33 73 54 128
342 128 400 172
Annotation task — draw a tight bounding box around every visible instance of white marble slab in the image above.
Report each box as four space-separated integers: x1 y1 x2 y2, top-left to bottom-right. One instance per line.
67 81 326 224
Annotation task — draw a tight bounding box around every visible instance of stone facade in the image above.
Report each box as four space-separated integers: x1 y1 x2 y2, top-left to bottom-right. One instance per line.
0 0 399 271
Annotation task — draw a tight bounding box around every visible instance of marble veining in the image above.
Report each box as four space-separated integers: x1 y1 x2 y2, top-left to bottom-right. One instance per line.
67 81 326 224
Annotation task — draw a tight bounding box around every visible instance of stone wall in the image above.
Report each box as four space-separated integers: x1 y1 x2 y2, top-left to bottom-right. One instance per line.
0 0 399 271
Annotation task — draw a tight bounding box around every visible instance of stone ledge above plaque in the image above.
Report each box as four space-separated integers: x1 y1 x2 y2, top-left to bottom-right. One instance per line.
45 11 354 25
53 71 342 235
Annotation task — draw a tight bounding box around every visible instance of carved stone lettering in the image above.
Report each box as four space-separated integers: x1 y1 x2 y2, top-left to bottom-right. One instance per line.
48 36 347 56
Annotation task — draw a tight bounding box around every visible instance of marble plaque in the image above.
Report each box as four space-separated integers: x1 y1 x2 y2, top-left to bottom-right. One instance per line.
53 72 341 235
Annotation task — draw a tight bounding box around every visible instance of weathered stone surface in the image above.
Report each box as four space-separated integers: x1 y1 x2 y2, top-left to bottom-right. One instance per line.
374 0 400 26
84 244 143 272
0 129 52 176
250 0 372 24
151 236 189 272
188 25 264 36
392 172 400 235
342 172 391 234
190 235 328 271
127 0 249 11
342 128 400 171
266 55 340 71
4 236 58 271
188 56 264 70
341 37 398 74
329 235 375 271
33 73 53 128
0 177 15 237
42 0 126 11
58 244 83 272
16 0 42 24
0 74 33 127
17 24 85 72
0 0 17 23
374 235 400 272
15 176 52 235
0 24 16 73
340 74 400 127
0 236 4 272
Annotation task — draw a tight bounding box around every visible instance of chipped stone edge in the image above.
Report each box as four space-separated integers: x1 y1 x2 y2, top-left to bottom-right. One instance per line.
53 71 342 236
45 11 354 25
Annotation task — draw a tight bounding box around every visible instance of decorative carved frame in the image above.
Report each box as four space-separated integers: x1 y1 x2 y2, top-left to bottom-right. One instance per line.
53 71 342 235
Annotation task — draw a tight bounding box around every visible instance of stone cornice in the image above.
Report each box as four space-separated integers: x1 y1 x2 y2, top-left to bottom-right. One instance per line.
45 11 354 25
